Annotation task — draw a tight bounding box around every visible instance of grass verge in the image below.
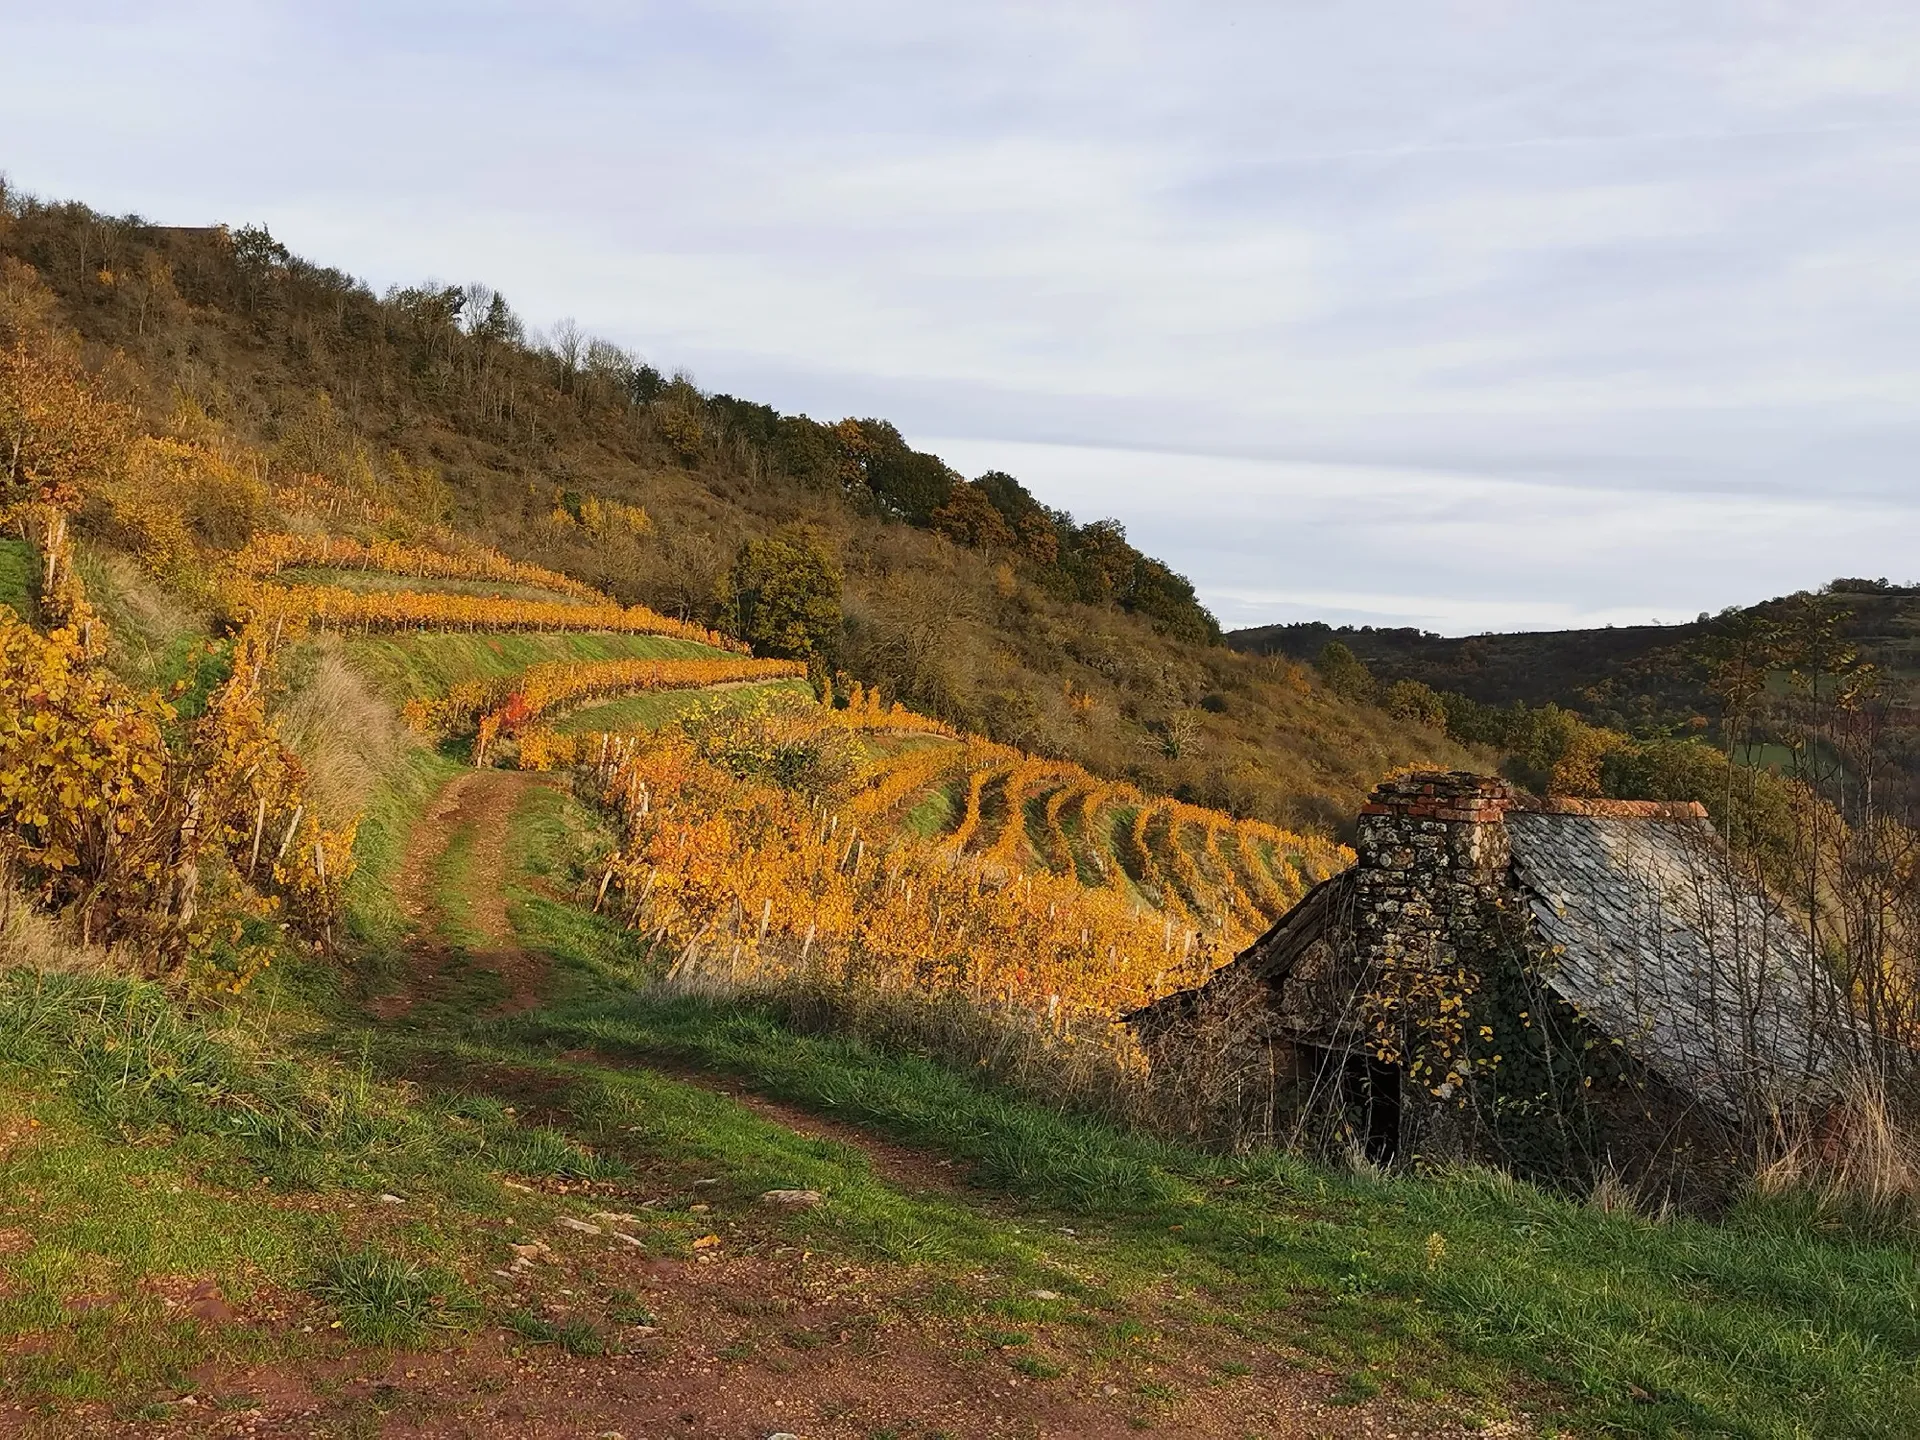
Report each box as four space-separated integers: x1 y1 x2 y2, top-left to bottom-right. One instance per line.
553 677 814 734
343 630 733 703
0 538 37 623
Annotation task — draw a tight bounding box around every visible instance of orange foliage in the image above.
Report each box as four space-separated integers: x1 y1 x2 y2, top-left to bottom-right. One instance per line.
541 691 1351 1031
232 532 613 605
466 655 803 762
0 607 174 936
592 729 1228 1022
0 339 131 511
1039 779 1086 875
224 578 747 651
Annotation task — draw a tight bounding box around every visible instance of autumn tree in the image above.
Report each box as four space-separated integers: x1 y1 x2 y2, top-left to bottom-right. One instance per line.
855 419 956 524
729 530 843 663
931 480 1017 553
0 335 129 511
549 317 584 392
229 223 290 316
1314 641 1376 704
1385 678 1447 729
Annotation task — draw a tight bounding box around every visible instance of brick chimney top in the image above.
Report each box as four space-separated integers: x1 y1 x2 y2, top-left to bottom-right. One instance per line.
1359 770 1512 824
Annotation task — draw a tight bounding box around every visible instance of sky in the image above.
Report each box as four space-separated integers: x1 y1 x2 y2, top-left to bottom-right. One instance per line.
4 2 1918 634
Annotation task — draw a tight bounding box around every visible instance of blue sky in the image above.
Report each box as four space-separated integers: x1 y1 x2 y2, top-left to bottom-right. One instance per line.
5 2 1918 633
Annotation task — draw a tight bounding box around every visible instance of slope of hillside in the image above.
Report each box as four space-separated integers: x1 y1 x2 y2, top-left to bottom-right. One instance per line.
1234 584 1920 811
0 529 1908 1438
2 187 1917 1440
0 189 1473 830
1230 618 1711 731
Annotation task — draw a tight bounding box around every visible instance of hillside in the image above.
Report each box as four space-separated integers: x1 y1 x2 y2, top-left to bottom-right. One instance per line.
1 180 1917 1439
0 188 1476 832
1233 584 1920 736
1233 583 1920 808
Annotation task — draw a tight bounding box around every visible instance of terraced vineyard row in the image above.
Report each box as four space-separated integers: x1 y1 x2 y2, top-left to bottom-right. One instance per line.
231 532 613 604
226 578 744 651
799 713 1345 937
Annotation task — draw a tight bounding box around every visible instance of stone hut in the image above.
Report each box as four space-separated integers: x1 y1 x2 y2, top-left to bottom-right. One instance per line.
1130 771 1850 1195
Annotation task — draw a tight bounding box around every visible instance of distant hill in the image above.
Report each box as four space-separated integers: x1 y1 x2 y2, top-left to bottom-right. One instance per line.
1233 585 1920 732
1227 618 1714 734
1230 584 1920 803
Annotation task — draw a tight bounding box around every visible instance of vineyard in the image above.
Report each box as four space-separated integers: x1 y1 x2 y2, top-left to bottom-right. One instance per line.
0 503 353 986
0 485 1347 1027
229 532 616 605
310 586 1353 1025
224 576 745 649
0 289 1351 1033
491 685 1349 1023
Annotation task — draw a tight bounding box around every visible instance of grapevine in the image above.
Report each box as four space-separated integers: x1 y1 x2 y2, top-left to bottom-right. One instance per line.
224 579 748 652
232 531 614 605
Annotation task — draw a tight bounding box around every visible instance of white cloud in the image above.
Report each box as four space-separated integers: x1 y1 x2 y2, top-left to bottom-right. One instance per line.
924 437 1920 633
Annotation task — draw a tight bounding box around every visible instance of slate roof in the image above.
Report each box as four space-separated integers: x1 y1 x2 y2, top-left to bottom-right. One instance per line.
1507 808 1847 1115
1122 873 1355 1038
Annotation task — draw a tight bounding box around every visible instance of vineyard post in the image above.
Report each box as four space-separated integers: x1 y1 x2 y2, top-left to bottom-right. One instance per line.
173 786 205 937
247 796 267 875
275 803 304 865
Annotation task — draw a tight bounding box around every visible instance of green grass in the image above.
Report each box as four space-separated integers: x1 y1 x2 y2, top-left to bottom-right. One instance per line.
505 1308 607 1355
342 630 733 703
71 544 209 697
501 987 1920 1437
312 1246 477 1345
343 744 467 960
553 677 814 734
0 965 595 1405
467 785 1920 1438
0 538 37 623
903 780 959 838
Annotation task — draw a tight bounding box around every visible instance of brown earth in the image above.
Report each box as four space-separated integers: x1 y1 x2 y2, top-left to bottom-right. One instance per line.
373 768 554 1019
55 1223 1522 1440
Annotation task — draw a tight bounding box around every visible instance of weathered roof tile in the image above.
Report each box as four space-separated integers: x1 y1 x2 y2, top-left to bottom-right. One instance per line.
1506 812 1846 1114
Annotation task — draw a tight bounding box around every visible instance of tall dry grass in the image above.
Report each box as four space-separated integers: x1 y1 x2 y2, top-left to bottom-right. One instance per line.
278 635 414 822
0 881 115 975
1752 1075 1920 1234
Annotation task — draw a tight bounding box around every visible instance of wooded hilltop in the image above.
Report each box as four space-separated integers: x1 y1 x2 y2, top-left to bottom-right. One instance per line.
0 186 1476 834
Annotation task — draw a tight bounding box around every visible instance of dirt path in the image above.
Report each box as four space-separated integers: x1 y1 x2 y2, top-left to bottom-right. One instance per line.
305 771 1519 1439
617 1057 977 1196
374 768 552 1019
97 1219 1518 1440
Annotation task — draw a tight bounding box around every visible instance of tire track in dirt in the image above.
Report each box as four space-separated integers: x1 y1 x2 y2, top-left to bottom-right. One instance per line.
375 768 553 1018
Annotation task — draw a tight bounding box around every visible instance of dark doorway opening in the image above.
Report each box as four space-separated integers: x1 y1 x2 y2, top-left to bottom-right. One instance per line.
1304 1043 1404 1164
1343 1051 1402 1163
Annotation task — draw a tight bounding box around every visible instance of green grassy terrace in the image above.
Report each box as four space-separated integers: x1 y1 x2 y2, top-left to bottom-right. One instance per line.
341 629 736 702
